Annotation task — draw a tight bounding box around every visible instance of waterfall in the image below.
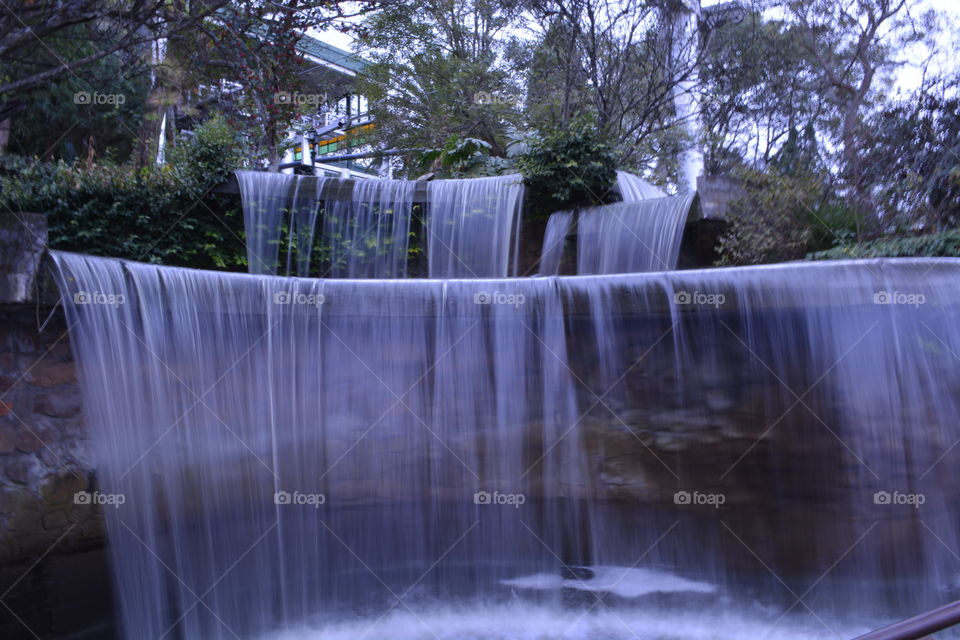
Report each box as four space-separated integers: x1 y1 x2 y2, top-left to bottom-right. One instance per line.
425 175 524 278
54 251 960 638
238 171 293 275
577 195 693 274
615 170 666 202
538 211 573 275
538 195 694 275
322 177 416 278
236 171 523 278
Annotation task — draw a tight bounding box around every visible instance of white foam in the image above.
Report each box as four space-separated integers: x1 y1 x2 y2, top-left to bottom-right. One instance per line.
265 601 865 640
500 565 717 598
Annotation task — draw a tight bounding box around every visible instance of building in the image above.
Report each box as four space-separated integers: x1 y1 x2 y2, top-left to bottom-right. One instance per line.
279 35 378 179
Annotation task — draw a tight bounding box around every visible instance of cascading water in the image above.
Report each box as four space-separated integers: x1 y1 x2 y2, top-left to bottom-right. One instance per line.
538 195 694 275
538 211 574 276
238 171 293 275
615 170 666 201
53 251 960 639
425 175 524 278
576 195 693 274
236 171 523 278
322 177 415 278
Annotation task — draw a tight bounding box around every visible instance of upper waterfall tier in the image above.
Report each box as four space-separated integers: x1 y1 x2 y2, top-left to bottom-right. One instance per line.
236 171 524 279
539 194 694 275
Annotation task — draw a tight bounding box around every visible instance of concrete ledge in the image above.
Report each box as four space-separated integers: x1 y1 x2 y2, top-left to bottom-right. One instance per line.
696 175 746 221
0 214 47 305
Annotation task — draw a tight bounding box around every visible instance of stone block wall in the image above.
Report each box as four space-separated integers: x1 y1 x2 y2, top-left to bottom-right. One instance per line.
0 214 104 566
0 307 102 564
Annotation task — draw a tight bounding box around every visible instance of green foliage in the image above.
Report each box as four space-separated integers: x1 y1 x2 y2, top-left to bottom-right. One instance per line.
514 120 618 220
860 88 960 231
0 116 250 270
415 134 520 178
717 167 859 266
807 230 960 261
167 115 250 195
355 0 526 166
4 29 150 162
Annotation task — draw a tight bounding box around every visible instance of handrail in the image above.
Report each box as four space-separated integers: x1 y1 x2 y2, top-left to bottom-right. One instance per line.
853 599 960 640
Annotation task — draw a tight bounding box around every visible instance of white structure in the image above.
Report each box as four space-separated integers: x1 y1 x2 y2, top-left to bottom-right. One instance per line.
667 0 706 194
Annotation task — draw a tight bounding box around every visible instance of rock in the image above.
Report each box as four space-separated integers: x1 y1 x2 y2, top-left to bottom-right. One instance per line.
0 373 16 394
34 389 82 418
40 471 88 505
24 360 77 387
0 213 48 304
653 432 689 451
5 456 41 485
0 487 41 519
705 390 737 412
42 510 69 530
0 427 15 453
14 419 59 453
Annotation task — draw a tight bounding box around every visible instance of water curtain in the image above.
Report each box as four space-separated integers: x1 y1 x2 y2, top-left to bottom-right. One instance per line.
53 252 960 638
237 171 523 279
539 195 694 275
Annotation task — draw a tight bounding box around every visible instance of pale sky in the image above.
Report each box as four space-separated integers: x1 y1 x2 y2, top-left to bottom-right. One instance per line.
316 0 960 93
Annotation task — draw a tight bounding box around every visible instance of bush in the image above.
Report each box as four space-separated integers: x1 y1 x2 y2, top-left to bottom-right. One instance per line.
515 119 619 220
717 168 858 265
416 135 514 178
807 230 960 260
0 116 250 270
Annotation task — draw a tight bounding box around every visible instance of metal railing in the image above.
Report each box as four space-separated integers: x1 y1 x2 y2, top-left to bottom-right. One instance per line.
854 599 960 639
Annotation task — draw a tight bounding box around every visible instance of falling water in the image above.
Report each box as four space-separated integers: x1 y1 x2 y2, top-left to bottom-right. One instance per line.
577 195 694 274
236 171 523 278
538 195 694 275
238 171 293 275
615 171 666 201
538 211 574 276
425 175 524 278
321 178 416 278
53 252 960 639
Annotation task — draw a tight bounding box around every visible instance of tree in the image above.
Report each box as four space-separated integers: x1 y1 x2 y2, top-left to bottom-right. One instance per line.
0 1 382 167
860 74 960 232
130 1 385 169
0 1 230 120
4 41 149 162
699 8 825 174
526 0 704 182
781 0 923 208
355 0 526 164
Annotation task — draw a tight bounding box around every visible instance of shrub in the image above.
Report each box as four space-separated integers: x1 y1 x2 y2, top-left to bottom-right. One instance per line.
515 119 619 221
717 168 858 265
807 230 960 260
0 116 250 270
